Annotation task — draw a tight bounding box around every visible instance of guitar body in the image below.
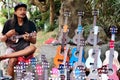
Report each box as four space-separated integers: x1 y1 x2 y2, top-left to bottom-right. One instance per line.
102 50 119 80
85 48 102 69
69 47 85 66
103 50 120 69
54 46 69 68
70 62 86 80
108 64 119 80
87 69 100 80
87 29 101 45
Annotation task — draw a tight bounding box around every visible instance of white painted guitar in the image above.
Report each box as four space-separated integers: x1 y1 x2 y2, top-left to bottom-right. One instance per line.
85 26 102 69
86 26 102 80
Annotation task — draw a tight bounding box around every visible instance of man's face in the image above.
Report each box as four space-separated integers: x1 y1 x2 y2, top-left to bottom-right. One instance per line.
14 7 27 18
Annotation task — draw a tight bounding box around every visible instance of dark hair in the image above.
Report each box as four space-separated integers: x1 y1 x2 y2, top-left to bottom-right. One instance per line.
14 2 27 11
10 14 28 29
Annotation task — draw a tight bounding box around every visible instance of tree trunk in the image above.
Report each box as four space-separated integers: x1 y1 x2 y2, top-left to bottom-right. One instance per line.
49 0 55 26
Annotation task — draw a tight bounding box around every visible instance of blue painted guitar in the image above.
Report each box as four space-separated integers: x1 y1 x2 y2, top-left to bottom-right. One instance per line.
70 11 85 67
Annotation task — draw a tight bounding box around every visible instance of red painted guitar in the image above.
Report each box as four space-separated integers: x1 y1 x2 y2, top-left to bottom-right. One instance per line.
102 26 119 80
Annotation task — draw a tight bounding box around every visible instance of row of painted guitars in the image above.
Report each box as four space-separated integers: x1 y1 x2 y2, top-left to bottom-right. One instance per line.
53 10 120 80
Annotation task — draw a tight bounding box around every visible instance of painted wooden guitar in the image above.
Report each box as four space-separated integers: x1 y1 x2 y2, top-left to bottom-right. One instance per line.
70 39 86 80
70 11 86 67
102 26 119 80
85 26 102 69
54 11 70 68
86 26 102 80
35 64 43 80
7 31 36 44
86 10 101 45
41 54 49 80
58 44 70 80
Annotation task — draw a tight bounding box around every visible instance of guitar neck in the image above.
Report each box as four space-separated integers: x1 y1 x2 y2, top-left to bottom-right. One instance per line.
78 46 84 65
44 69 48 80
15 35 23 39
15 32 33 39
62 44 69 65
93 35 97 47
109 34 115 69
93 16 97 27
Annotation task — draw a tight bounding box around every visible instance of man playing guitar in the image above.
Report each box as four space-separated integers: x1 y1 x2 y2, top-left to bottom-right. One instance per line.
0 2 37 80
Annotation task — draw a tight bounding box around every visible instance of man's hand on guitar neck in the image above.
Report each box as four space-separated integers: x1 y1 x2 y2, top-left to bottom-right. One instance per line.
0 29 16 42
23 31 37 44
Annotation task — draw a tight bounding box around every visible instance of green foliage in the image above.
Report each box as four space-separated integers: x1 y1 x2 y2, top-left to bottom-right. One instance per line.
0 15 7 24
44 21 58 32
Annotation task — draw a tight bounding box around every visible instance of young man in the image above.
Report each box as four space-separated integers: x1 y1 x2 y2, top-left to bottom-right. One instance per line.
0 2 37 79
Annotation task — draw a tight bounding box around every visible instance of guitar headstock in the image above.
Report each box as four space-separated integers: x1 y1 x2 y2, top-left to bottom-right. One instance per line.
80 39 85 47
30 57 37 67
92 9 99 16
35 64 43 75
110 25 118 34
64 10 70 17
78 11 84 16
41 54 49 69
94 26 99 35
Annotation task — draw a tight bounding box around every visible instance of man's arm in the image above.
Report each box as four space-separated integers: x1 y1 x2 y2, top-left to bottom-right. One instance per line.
0 29 16 42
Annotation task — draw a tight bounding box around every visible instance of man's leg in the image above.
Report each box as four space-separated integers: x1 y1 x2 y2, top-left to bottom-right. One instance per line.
7 58 18 80
0 45 36 60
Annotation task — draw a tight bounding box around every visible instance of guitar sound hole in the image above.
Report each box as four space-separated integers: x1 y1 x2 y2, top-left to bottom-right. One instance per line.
108 68 113 74
90 63 94 65
75 51 79 57
58 59 63 62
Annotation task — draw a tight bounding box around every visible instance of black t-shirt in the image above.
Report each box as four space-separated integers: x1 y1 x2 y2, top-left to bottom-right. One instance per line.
2 19 37 51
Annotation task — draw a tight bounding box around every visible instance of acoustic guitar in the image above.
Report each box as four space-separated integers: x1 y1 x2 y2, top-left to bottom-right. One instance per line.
87 26 102 80
70 39 86 80
86 10 101 45
8 31 36 43
102 26 119 80
85 26 102 69
41 54 49 80
70 11 86 67
35 64 43 80
54 11 70 68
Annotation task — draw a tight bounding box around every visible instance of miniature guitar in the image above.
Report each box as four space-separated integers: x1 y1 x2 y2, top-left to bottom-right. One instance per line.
102 26 119 80
85 26 102 69
7 31 36 44
86 26 102 80
54 11 70 68
58 44 70 80
70 11 85 67
14 62 25 80
41 54 49 80
58 10 70 44
35 64 43 80
30 57 38 68
70 39 86 80
86 10 101 45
